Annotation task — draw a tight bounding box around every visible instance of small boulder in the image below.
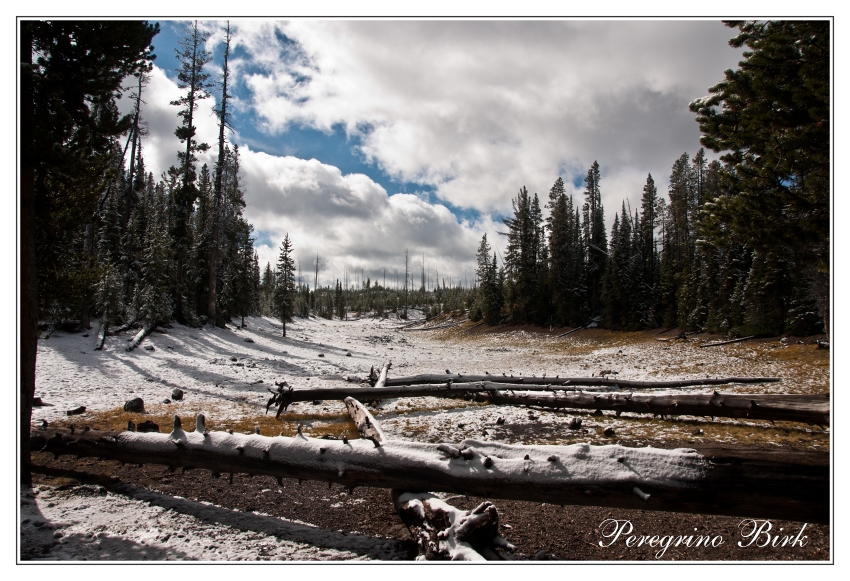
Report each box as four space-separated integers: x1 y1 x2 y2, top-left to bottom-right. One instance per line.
244 338 255 343
144 345 155 351
568 417 582 430
171 388 184 401
124 398 145 413
230 356 237 362
346 352 351 357
603 427 616 437
318 353 325 358
162 398 171 404
66 406 86 416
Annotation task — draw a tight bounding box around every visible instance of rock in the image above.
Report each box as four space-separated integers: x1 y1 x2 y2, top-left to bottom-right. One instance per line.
230 356 237 362
346 352 351 357
66 406 86 416
82 333 89 338
123 398 144 413
603 427 616 437
496 417 505 425
143 345 155 351
318 353 325 358
568 417 582 430
244 338 255 343
162 399 171 404
171 388 184 401
136 420 160 433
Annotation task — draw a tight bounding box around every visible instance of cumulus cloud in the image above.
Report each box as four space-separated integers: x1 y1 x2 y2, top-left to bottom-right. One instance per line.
230 20 743 215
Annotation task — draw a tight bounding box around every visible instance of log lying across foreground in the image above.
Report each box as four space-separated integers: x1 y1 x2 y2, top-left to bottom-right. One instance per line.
32 421 828 524
381 374 781 390
471 391 830 426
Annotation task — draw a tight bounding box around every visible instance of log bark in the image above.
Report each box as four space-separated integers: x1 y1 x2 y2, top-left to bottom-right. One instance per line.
370 362 391 388
344 397 386 445
700 336 756 348
382 374 781 389
392 491 515 560
471 391 830 426
32 424 828 523
262 379 785 409
126 322 154 352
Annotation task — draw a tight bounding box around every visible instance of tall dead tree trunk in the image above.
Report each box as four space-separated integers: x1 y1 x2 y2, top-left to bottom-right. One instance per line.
207 22 231 326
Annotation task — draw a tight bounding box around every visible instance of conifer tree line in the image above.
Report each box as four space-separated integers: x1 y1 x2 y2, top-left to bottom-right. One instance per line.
473 21 828 338
32 21 264 333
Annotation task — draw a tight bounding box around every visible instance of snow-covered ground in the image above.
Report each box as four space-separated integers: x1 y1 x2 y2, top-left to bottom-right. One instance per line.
22 314 830 561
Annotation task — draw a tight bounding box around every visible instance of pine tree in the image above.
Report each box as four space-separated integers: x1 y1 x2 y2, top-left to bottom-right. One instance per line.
582 161 607 317
273 234 296 336
690 20 829 338
170 20 213 322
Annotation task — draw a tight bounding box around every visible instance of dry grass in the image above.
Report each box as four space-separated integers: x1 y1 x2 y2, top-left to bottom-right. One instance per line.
50 404 361 440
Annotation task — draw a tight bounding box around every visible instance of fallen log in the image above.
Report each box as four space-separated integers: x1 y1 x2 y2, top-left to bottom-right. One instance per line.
126 322 154 352
554 324 588 338
405 319 468 332
382 374 781 389
344 397 385 445
393 491 515 560
470 391 830 425
32 422 828 523
700 336 756 348
260 379 787 413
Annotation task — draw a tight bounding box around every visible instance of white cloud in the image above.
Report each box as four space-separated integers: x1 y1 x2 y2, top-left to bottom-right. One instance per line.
230 20 743 216
122 61 491 284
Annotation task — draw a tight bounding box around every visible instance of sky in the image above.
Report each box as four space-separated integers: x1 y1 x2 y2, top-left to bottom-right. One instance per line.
125 19 746 289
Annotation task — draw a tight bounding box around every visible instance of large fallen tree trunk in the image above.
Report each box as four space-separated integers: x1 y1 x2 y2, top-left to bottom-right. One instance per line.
382 374 781 389
32 422 828 523
470 391 830 426
264 384 826 426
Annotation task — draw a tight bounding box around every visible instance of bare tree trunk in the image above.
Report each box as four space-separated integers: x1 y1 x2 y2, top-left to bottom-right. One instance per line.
32 425 829 523
20 25 37 485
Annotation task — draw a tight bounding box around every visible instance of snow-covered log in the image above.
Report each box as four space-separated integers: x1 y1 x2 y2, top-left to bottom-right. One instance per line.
32 421 828 523
126 322 154 352
470 391 830 425
344 397 386 445
382 374 781 389
392 492 515 560
700 336 757 348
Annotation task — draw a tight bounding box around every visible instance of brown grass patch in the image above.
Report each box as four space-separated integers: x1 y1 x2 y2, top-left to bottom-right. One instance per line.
50 404 361 440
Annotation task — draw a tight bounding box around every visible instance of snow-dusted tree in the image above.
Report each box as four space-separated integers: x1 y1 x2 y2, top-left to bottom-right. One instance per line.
273 234 296 336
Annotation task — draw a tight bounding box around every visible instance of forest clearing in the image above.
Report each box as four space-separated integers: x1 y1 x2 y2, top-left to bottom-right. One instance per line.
23 314 831 561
